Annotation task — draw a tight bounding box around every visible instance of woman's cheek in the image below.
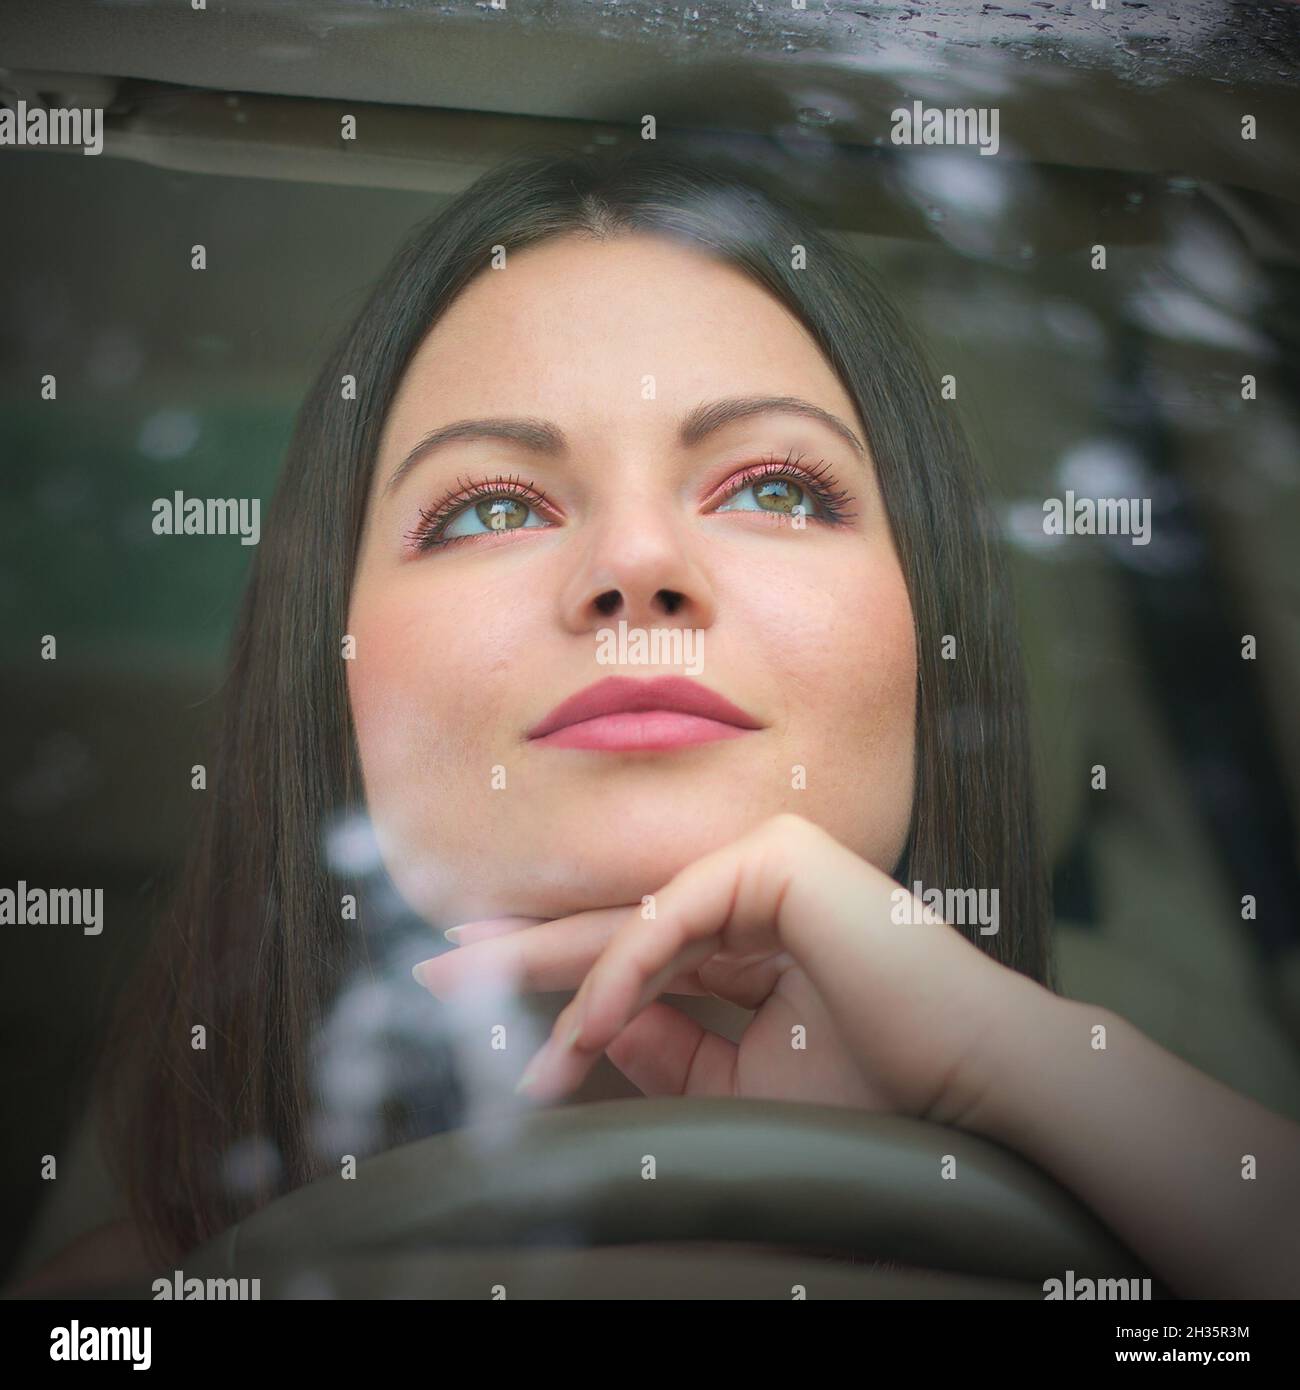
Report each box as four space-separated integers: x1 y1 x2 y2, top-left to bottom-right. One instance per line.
848 561 918 866
740 546 914 722
752 552 916 864
343 593 504 922
349 602 483 778
346 575 544 824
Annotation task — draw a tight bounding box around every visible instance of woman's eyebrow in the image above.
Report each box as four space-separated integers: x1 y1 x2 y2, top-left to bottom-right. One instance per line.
384 418 564 497
679 396 867 462
383 395 866 498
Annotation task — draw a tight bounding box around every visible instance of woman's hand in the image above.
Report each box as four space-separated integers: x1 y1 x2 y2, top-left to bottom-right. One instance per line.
413 813 1046 1127
413 814 1300 1298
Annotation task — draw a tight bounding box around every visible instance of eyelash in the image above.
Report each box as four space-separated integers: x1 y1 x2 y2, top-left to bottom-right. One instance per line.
405 473 557 553
404 452 856 554
712 452 856 525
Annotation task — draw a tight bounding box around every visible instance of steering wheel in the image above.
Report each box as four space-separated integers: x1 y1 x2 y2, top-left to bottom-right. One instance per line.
175 1098 1160 1299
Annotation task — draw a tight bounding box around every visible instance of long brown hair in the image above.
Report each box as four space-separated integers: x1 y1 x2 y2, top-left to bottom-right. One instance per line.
98 143 1055 1266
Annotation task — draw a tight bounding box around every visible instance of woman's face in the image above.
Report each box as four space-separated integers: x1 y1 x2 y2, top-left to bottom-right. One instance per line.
347 231 917 928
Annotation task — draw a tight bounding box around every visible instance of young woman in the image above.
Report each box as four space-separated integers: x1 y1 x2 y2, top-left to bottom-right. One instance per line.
19 145 1299 1298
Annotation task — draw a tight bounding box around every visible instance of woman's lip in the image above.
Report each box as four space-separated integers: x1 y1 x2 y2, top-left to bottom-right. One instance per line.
530 710 757 752
526 675 763 742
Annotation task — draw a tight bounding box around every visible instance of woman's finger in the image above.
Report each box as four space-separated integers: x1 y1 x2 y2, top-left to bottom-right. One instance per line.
514 931 748 1102
513 819 805 1099
414 910 623 994
443 916 549 946
413 910 709 998
568 826 788 1050
603 1000 739 1098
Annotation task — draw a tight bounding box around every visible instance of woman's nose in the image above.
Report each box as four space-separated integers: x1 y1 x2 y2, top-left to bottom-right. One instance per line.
556 494 718 635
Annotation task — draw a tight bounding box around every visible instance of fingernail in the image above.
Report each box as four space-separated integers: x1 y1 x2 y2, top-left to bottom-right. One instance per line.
515 1022 582 1096
443 926 465 944
568 987 589 1040
411 961 431 987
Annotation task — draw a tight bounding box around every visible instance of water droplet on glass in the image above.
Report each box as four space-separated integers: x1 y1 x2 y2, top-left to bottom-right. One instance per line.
137 409 201 462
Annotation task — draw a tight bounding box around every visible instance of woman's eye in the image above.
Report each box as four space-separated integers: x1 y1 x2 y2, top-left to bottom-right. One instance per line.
441 495 550 538
716 475 818 518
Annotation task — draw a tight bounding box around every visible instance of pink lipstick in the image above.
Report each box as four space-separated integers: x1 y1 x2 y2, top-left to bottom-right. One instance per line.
526 675 763 752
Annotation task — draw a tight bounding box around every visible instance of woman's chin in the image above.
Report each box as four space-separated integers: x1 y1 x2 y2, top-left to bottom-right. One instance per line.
374 795 906 929
464 851 713 923
399 819 753 927
520 811 776 911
